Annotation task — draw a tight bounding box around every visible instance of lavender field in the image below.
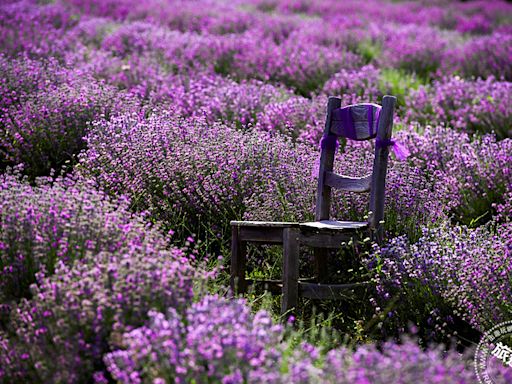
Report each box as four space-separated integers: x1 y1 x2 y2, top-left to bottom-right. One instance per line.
1 0 511 382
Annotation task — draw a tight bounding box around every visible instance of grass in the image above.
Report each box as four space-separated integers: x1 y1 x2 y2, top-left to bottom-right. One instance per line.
379 68 427 109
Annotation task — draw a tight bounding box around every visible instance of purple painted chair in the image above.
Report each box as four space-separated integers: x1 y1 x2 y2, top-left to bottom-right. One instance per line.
231 95 397 315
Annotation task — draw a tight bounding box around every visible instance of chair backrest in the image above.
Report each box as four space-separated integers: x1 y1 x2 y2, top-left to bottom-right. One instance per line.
315 95 397 243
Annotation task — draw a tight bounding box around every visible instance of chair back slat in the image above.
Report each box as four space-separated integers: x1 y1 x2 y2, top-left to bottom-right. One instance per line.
325 172 371 193
330 103 381 140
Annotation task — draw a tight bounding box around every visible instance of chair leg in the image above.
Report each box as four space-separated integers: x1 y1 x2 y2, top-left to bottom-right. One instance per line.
230 226 247 295
281 227 299 315
314 248 329 282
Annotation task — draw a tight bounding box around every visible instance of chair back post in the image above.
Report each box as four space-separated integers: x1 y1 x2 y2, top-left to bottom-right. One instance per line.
369 95 396 244
315 96 342 221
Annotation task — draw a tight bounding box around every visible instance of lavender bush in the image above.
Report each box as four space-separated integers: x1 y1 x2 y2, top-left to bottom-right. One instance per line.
81 111 449 244
0 171 169 304
444 32 512 81
318 339 512 384
67 0 256 35
268 0 512 35
0 242 208 383
0 0 77 59
369 222 512 331
75 18 361 97
406 76 512 138
244 138 450 240
0 56 138 178
105 295 283 383
397 126 512 224
322 65 382 105
375 23 457 79
229 34 362 96
254 95 325 143
104 296 497 383
80 112 318 241
148 74 291 129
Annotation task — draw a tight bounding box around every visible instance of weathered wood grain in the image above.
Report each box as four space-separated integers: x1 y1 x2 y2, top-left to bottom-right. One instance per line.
325 172 371 192
281 227 300 314
299 231 356 248
230 226 247 295
238 227 288 243
230 221 298 227
368 95 396 244
315 97 342 222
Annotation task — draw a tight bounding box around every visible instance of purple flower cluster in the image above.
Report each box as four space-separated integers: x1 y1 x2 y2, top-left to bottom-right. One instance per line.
264 0 511 35
244 137 450 239
0 171 168 304
80 111 450 241
406 76 512 138
0 0 77 59
322 65 382 105
149 73 291 129
228 34 362 96
375 23 457 78
104 296 494 383
0 0 511 382
449 1 512 35
254 95 325 143
66 15 361 97
0 55 138 178
105 295 283 383
369 222 512 331
318 340 481 384
98 21 234 75
444 32 512 81
67 0 257 35
397 126 512 224
79 112 318 238
0 209 208 382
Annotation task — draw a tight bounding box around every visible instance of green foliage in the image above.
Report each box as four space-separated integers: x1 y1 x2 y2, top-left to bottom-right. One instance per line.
379 68 426 108
357 40 381 64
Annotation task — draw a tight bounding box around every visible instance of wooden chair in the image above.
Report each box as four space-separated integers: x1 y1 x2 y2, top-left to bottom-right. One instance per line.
231 95 397 315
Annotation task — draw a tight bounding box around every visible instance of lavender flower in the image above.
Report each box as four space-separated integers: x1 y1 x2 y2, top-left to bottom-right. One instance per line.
0 235 208 382
0 0 77 59
0 170 170 304
444 32 512 81
105 298 492 384
396 126 512 224
369 222 512 331
0 56 139 178
79 112 318 239
105 295 283 383
406 76 512 139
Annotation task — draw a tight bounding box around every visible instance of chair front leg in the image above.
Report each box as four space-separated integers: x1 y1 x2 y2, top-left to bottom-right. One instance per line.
281 227 300 315
230 226 247 295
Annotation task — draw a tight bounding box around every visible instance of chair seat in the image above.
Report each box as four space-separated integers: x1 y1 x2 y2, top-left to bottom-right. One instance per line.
299 220 368 231
230 220 299 244
230 220 298 227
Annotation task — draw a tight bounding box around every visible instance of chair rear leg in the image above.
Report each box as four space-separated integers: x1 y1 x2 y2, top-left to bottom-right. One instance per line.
281 228 300 315
230 225 247 295
314 248 329 282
